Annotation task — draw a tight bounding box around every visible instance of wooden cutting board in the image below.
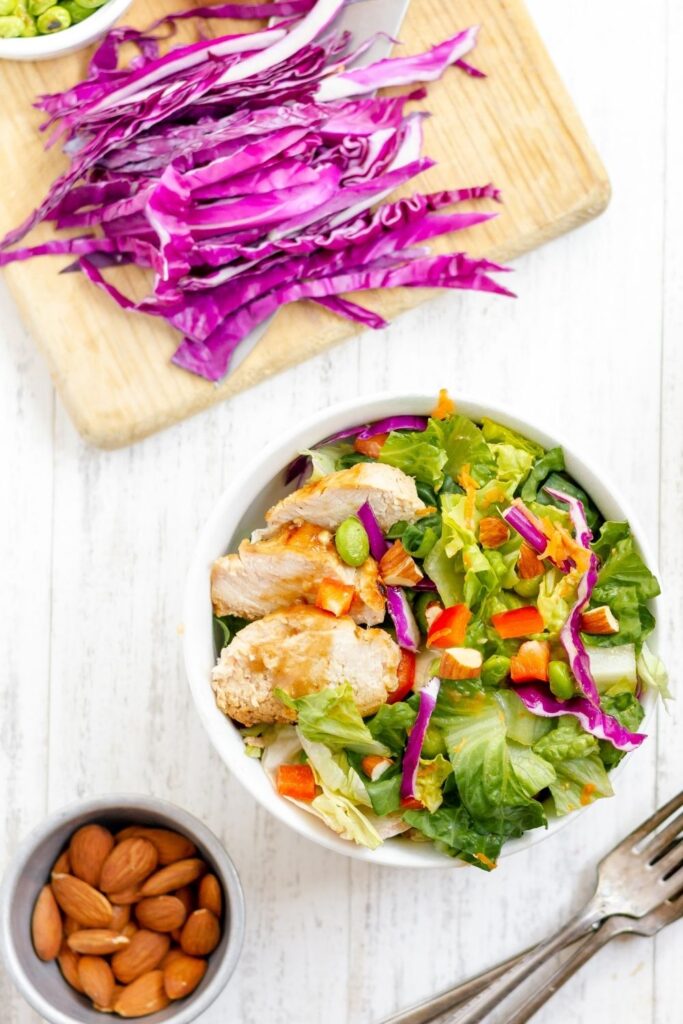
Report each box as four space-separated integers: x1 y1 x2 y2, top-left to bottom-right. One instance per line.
0 0 609 447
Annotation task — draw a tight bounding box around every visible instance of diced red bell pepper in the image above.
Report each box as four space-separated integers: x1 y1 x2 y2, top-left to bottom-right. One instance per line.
315 578 355 617
276 764 317 802
400 795 424 811
388 649 416 704
427 604 472 648
510 640 550 683
491 605 544 639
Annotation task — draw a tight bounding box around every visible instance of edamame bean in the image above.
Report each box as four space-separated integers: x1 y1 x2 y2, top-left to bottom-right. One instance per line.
61 0 91 22
0 0 17 16
0 13 22 33
76 0 108 8
335 516 370 567
481 654 511 687
28 0 52 15
548 660 575 701
36 4 69 30
514 577 541 599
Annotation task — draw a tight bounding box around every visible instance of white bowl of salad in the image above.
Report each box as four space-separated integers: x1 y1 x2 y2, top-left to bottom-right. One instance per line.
183 391 668 869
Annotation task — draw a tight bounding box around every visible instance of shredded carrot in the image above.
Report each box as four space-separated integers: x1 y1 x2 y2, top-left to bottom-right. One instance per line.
580 782 597 806
481 484 509 509
474 853 497 870
431 388 455 420
540 518 591 573
458 463 479 530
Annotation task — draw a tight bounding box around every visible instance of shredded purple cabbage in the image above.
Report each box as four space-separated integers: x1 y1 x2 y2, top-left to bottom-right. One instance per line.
400 676 441 799
501 503 547 554
0 2 510 381
514 685 646 752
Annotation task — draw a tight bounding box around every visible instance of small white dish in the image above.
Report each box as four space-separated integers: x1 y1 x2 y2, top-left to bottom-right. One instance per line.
0 0 132 62
183 392 661 869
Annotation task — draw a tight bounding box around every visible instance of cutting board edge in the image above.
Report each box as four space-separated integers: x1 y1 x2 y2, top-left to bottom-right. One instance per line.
62 171 611 450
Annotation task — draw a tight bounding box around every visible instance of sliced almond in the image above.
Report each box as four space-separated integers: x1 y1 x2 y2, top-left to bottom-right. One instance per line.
67 929 130 956
100 839 158 894
57 940 83 993
51 874 113 929
180 909 220 957
139 858 206 897
69 824 114 888
438 647 483 680
51 850 71 877
135 896 187 933
31 885 62 961
111 929 170 985
115 827 196 866
163 954 207 1000
580 605 620 635
110 903 131 931
518 541 545 579
113 970 170 1018
478 516 510 549
78 955 115 1009
379 540 424 587
197 875 222 918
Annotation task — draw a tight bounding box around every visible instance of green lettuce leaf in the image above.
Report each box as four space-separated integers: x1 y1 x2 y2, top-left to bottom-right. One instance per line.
593 530 660 602
537 568 577 635
533 716 598 763
367 701 417 753
490 443 535 488
423 537 464 606
507 742 556 799
495 690 553 746
583 583 655 649
302 442 353 481
480 418 544 457
213 613 249 653
379 430 447 488
535 472 602 532
520 447 565 502
637 643 672 701
425 415 497 485
276 684 390 756
386 513 442 559
548 752 613 816
598 692 645 769
297 732 371 805
591 521 631 563
403 805 503 869
311 790 383 849
415 754 453 812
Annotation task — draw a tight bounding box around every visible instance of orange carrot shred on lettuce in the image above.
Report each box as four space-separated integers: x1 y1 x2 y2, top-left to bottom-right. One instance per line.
431 388 456 420
458 463 479 530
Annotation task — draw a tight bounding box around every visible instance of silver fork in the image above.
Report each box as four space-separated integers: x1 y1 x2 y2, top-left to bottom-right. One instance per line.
443 790 683 1024
382 790 683 1024
505 889 683 1024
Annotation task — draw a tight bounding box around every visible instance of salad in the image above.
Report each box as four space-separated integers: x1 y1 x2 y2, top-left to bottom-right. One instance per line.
211 391 669 868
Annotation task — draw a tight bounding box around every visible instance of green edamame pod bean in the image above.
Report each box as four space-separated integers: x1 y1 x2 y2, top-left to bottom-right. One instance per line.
18 9 37 34
36 4 69 31
61 0 90 21
0 13 22 32
548 660 575 701
0 0 17 16
514 577 541 599
75 0 107 8
335 516 370 567
28 0 51 15
481 654 511 687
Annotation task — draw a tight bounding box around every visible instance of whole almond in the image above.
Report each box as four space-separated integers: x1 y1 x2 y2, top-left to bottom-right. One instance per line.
32 885 62 961
110 903 131 931
198 874 222 918
115 827 196 866
95 984 123 1013
180 909 220 957
69 824 114 888
160 947 184 970
163 954 207 1000
113 970 170 1018
174 886 194 917
100 839 158 894
108 887 142 906
135 896 186 933
51 850 71 876
52 874 113 928
140 858 205 897
79 955 115 1008
57 941 84 993
67 929 130 955
111 929 170 985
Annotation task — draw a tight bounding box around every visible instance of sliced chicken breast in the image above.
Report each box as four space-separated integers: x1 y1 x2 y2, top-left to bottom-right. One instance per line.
211 521 385 626
265 462 425 533
212 605 400 726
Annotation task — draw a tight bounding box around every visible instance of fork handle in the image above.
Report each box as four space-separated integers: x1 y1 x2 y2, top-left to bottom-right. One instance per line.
380 948 529 1024
503 916 624 1024
443 901 604 1024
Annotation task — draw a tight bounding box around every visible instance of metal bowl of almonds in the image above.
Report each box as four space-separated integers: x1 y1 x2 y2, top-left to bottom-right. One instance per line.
0 793 245 1023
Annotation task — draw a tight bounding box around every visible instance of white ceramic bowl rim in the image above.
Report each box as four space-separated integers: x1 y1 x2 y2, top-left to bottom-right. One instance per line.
0 0 132 61
183 391 661 870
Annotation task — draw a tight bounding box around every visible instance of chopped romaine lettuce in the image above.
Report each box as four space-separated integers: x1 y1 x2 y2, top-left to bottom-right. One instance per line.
379 430 447 488
637 643 672 701
276 684 390 756
548 751 613 816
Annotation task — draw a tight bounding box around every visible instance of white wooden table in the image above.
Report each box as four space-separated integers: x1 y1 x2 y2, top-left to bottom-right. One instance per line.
2 1 682 1021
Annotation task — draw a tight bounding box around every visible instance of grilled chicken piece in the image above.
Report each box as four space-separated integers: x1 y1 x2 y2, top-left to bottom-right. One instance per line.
212 605 400 726
211 521 385 626
265 462 425 533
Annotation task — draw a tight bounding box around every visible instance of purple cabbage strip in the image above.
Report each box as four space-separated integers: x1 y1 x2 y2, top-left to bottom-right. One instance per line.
355 500 419 650
357 416 428 439
400 676 441 800
514 685 646 753
543 486 601 706
357 500 388 561
501 503 547 554
312 295 388 330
